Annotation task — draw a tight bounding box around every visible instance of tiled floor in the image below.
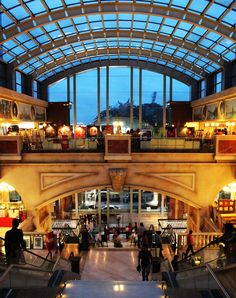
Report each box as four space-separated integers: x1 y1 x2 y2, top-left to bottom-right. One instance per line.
81 248 140 281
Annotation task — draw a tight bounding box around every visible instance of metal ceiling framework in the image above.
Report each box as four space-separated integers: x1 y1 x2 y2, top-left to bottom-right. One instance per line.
0 1 235 84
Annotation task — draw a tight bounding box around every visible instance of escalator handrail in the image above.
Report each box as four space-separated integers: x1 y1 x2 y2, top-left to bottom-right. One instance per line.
177 236 222 264
205 263 231 298
0 236 55 265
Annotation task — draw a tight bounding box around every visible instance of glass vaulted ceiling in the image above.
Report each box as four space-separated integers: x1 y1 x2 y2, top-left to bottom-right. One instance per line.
0 0 235 82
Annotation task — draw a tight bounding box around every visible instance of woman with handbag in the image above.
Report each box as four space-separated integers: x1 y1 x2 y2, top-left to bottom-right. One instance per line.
137 245 153 281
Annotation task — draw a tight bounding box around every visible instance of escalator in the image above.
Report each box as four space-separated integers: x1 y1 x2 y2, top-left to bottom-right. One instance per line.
163 237 234 298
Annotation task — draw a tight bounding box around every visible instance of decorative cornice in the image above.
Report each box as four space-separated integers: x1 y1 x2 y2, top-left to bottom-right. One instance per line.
40 172 97 191
137 172 195 191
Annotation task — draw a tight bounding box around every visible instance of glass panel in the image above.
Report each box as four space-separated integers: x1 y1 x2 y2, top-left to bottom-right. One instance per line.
205 3 227 20
10 6 30 21
76 69 97 125
26 1 46 15
48 78 68 102
172 79 190 101
142 70 163 127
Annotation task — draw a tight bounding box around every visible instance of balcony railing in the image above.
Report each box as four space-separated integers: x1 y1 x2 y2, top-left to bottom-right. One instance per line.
20 137 215 154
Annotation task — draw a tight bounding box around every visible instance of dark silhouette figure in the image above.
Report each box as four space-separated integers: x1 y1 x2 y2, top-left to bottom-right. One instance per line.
138 246 153 281
220 223 236 264
5 218 25 265
185 230 194 258
171 254 179 271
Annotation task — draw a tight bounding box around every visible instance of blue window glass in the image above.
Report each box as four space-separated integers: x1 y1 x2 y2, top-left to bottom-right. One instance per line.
58 19 73 28
26 1 46 15
185 55 196 63
189 0 209 14
40 56 53 63
43 23 58 33
103 14 116 21
149 15 163 24
1 0 19 9
45 0 63 10
187 33 201 43
88 15 102 22
147 23 160 32
199 39 214 49
206 32 221 42
76 24 90 32
90 21 103 31
64 0 81 5
30 28 44 37
133 21 146 30
164 47 175 55
23 40 37 50
212 44 226 54
11 46 25 56
3 40 18 50
10 6 29 21
160 25 174 35
205 3 226 20
164 18 178 27
119 21 131 29
36 35 50 44
222 10 236 26
2 53 14 62
220 38 234 48
173 29 188 39
15 34 29 43
175 51 186 58
73 16 87 24
192 26 207 36
62 27 75 36
104 21 117 29
1 13 13 28
224 52 235 61
48 30 62 40
119 14 132 21
172 0 189 9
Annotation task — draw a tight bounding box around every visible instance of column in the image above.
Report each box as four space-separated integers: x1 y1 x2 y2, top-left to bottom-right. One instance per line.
97 67 101 126
106 66 109 124
163 75 167 137
138 190 141 224
161 194 165 218
139 69 142 130
196 208 200 232
67 76 70 126
75 193 79 219
73 74 77 131
130 67 133 129
98 189 102 232
107 189 110 228
174 199 179 219
130 189 133 224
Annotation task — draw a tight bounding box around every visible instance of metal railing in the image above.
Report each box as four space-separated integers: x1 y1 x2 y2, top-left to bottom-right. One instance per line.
21 136 215 153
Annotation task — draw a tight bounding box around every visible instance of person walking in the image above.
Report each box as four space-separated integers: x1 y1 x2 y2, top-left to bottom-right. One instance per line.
138 245 153 281
137 223 145 249
5 218 26 265
185 230 194 258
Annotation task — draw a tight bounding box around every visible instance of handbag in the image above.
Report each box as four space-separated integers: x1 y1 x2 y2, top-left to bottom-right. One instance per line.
136 264 141 272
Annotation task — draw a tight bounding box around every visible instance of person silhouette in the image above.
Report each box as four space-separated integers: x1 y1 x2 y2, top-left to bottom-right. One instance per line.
5 218 26 265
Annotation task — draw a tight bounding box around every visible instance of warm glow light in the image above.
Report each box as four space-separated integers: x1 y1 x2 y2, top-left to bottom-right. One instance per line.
113 284 124 292
0 182 15 192
18 122 35 129
205 123 210 127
